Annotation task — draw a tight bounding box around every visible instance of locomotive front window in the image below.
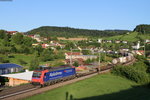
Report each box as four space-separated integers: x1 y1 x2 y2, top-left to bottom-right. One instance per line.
33 72 41 78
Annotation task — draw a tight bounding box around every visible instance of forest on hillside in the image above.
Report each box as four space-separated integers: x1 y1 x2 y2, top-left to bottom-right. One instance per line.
134 24 150 34
27 26 130 37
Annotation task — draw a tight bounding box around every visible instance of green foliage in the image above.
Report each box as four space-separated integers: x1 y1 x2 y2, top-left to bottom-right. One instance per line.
0 55 9 63
18 59 28 65
54 52 65 59
82 50 90 55
73 61 79 67
85 58 96 64
134 24 150 34
34 45 43 55
40 49 54 62
11 33 24 45
133 60 148 70
112 63 150 84
0 30 6 39
65 42 75 50
27 26 130 38
104 32 150 42
29 57 39 71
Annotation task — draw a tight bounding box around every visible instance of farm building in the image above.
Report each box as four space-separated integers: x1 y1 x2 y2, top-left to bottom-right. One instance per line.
0 63 23 75
1 71 33 86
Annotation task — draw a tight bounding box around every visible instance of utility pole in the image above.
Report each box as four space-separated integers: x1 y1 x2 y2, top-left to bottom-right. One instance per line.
70 48 73 65
144 40 146 58
98 50 101 74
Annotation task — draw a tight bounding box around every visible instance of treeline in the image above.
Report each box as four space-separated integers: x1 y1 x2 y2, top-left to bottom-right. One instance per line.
134 24 150 34
27 26 130 37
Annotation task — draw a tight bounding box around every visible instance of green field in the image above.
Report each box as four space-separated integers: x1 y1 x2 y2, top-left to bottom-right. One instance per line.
25 74 150 100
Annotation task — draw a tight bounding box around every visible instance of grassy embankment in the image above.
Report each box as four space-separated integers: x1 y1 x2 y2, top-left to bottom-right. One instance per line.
25 74 150 100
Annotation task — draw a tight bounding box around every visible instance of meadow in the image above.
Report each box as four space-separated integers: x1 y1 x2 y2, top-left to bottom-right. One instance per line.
25 74 150 100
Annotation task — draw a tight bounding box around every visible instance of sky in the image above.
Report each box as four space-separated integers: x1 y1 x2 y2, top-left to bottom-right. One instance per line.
0 0 150 32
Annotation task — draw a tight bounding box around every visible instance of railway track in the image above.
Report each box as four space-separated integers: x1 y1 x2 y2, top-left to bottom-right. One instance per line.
0 70 111 100
0 59 136 100
0 84 39 99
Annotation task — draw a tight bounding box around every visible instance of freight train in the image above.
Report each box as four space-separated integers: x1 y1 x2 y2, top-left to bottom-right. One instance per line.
111 53 134 65
31 53 134 86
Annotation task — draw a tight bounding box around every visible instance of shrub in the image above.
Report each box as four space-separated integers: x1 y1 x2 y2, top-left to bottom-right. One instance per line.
112 65 149 84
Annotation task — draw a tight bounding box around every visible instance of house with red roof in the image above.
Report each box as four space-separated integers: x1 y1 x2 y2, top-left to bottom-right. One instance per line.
6 31 18 35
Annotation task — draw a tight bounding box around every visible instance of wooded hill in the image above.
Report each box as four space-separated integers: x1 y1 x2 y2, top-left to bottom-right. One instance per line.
27 26 130 37
134 24 150 34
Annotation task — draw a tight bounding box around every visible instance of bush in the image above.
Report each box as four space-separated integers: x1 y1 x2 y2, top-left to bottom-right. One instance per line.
112 65 149 84
29 57 39 71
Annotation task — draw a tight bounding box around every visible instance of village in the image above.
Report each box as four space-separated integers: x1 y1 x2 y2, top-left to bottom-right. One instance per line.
0 30 150 87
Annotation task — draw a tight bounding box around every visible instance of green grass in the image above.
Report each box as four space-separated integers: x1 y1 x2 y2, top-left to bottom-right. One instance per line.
24 74 150 100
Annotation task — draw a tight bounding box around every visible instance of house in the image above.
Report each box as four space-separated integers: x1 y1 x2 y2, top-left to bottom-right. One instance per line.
98 39 102 43
42 43 50 48
115 40 121 43
106 40 112 43
132 50 144 55
6 31 18 35
132 41 140 50
120 48 129 52
27 35 34 38
65 58 84 65
65 52 82 59
146 39 150 44
32 43 39 46
1 71 33 86
0 63 23 75
122 41 128 44
27 34 42 42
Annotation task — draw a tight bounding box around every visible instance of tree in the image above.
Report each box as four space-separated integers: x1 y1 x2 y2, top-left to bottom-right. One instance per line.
82 50 90 55
34 45 43 54
134 24 150 34
0 30 6 39
29 57 39 71
22 36 33 46
40 49 54 62
65 42 75 50
73 61 79 67
11 33 24 45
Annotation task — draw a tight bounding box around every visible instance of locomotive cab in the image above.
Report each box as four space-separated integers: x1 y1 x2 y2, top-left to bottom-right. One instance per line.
32 70 48 85
32 71 42 85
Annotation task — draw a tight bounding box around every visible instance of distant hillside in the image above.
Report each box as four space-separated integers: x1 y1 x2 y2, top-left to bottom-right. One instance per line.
134 24 150 34
27 26 130 37
104 32 150 42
